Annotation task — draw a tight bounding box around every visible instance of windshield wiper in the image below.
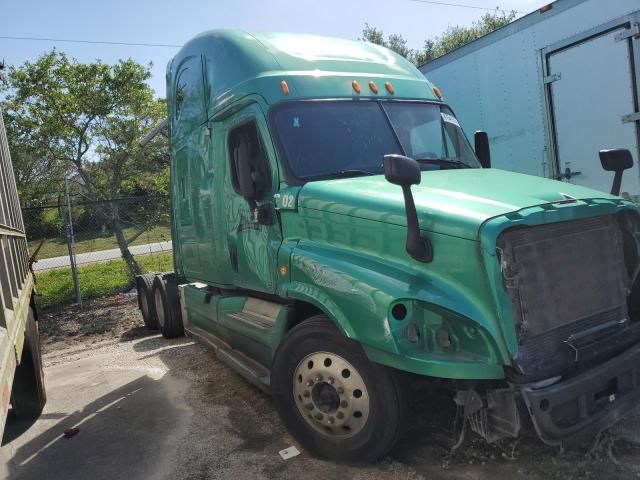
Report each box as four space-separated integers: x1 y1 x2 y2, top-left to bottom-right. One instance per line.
336 169 377 177
414 157 471 169
305 169 378 181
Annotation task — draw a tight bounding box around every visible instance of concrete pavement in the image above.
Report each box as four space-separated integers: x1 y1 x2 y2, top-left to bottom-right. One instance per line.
1 338 192 480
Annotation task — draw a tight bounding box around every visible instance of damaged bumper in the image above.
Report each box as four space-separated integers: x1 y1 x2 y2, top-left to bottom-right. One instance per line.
521 342 640 446
457 343 640 446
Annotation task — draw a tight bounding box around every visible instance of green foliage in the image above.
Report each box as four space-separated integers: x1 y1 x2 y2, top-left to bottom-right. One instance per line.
1 50 170 277
361 10 517 65
2 51 167 200
23 206 63 241
35 252 173 307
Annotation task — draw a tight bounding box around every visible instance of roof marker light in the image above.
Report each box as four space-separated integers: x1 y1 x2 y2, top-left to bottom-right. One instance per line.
281 80 289 95
369 81 378 94
352 80 361 94
433 86 443 100
385 82 394 94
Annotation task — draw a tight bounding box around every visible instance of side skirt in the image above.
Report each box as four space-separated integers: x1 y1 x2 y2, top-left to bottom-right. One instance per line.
186 325 271 394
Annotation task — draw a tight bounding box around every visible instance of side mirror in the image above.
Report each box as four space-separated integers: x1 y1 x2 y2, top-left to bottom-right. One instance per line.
474 131 491 168
599 148 634 196
384 154 421 186
383 154 433 263
235 142 257 201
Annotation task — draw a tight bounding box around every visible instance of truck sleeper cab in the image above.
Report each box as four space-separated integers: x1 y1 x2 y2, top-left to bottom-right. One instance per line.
137 30 640 462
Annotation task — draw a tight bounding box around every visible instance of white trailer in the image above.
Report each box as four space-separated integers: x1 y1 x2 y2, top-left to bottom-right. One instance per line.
420 0 640 198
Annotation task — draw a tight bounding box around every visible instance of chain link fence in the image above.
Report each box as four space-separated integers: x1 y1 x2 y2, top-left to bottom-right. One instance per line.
22 194 172 307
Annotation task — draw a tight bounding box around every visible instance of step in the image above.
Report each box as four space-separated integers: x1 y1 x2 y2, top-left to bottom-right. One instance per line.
187 325 270 393
216 348 270 393
227 297 282 329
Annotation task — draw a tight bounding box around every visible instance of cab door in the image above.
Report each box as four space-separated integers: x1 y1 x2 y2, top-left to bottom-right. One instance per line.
223 104 281 293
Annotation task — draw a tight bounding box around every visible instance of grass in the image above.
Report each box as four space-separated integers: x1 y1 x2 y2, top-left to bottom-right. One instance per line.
35 252 174 308
28 225 172 260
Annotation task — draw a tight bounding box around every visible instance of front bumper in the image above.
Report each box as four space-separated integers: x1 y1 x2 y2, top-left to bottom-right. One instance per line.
521 342 640 445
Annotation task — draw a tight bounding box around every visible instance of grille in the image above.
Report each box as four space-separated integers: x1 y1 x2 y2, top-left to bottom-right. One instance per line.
497 215 630 379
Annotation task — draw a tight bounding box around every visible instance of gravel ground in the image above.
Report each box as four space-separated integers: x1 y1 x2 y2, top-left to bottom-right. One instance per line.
5 294 640 479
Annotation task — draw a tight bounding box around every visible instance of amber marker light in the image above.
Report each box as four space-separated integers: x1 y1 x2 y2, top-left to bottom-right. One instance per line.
433 86 443 99
280 80 289 95
352 80 361 94
279 265 288 276
385 81 394 94
369 81 378 94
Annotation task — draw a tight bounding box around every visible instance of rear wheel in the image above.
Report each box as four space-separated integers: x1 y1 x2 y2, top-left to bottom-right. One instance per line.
152 275 184 339
137 274 158 330
11 307 46 417
272 315 408 462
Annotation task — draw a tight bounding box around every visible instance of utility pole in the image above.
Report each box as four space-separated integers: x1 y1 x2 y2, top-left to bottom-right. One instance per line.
64 177 82 307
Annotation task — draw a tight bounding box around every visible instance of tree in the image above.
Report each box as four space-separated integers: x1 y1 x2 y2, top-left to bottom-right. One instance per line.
1 51 168 278
361 10 517 65
361 24 386 47
361 24 413 60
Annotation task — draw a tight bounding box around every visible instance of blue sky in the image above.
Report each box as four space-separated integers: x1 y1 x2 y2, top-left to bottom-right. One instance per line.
0 0 548 97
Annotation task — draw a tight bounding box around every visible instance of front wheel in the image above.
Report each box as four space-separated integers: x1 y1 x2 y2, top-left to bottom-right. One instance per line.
271 315 408 462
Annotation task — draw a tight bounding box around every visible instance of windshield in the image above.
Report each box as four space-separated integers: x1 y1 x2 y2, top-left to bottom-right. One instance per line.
270 100 480 182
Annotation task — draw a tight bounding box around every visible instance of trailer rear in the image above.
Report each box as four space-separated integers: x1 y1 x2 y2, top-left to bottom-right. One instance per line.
0 107 46 437
419 0 640 198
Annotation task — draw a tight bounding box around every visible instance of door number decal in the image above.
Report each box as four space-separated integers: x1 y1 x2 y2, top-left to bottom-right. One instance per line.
274 192 296 210
282 194 295 208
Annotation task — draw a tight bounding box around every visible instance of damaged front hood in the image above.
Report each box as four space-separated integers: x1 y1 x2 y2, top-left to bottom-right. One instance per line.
297 168 619 239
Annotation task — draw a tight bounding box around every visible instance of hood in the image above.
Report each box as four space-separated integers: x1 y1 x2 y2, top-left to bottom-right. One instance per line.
297 169 620 239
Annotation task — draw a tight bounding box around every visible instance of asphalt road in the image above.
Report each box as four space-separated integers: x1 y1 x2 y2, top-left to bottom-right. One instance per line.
33 241 172 271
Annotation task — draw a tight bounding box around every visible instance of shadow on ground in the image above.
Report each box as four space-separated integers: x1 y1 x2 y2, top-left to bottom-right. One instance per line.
4 374 185 480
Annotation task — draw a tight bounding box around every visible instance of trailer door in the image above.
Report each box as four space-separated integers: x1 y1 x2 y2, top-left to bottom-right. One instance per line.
546 25 639 197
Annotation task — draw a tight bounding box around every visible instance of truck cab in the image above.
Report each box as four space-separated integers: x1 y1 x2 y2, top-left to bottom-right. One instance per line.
139 30 640 462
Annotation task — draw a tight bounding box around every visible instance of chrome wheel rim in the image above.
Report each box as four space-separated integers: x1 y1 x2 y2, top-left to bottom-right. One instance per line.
293 351 370 438
154 289 165 328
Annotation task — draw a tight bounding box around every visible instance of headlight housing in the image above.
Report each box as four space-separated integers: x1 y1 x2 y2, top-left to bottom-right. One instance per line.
388 300 499 364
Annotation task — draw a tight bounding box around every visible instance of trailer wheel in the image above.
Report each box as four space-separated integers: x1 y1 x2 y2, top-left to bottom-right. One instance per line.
11 307 46 417
271 315 408 462
137 274 158 330
152 275 184 339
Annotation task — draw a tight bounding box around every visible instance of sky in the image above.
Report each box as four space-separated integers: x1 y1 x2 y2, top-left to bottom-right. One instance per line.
0 0 549 98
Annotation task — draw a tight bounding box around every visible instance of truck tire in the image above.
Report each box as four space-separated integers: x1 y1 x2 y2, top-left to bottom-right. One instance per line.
137 274 159 330
271 315 408 462
152 275 184 339
11 307 46 417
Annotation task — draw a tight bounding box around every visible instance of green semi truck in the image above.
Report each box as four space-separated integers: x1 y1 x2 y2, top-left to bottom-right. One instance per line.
0 107 46 438
137 30 640 461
